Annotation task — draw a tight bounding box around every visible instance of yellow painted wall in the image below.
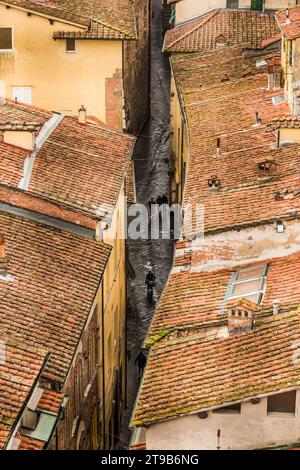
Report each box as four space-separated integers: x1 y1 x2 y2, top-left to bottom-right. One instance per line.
101 185 127 449
281 35 300 115
170 74 189 203
0 4 123 122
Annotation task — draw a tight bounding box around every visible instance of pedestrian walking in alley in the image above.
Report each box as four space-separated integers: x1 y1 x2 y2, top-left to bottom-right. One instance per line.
156 195 163 206
161 194 169 205
145 266 156 300
135 349 147 380
149 197 156 210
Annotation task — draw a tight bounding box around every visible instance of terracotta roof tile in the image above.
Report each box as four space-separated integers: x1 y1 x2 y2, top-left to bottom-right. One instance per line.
0 337 47 449
16 434 45 450
134 310 300 426
164 9 279 53
3 0 136 39
0 210 111 384
0 100 135 219
148 252 300 342
276 7 300 40
37 390 64 414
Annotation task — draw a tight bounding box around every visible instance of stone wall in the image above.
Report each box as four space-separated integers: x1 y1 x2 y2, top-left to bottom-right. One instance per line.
123 0 150 135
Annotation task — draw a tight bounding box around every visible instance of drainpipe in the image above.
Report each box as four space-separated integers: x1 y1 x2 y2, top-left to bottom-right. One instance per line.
101 281 106 450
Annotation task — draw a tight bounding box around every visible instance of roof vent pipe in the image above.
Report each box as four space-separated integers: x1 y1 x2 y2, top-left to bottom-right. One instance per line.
255 112 261 125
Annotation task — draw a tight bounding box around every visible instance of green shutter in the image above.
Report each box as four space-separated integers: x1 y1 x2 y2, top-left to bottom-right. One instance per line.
251 0 263 11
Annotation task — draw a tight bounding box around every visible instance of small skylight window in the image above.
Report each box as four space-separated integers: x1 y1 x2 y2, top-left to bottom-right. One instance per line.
225 264 268 305
272 95 285 105
256 59 267 68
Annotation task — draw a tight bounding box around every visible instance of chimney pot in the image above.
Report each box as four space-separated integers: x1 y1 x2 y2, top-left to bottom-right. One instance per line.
78 105 87 124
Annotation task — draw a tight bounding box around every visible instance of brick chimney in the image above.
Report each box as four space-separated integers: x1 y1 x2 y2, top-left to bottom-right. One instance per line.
78 105 87 124
226 298 259 334
0 234 7 276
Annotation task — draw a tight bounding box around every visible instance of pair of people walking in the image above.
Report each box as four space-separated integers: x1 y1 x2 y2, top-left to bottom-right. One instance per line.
149 194 168 208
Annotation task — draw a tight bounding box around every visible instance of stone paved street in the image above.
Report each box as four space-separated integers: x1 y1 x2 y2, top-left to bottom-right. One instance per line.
119 0 174 449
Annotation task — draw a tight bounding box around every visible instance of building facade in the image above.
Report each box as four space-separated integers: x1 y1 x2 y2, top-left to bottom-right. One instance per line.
168 0 299 24
0 99 136 450
0 0 150 134
131 17 300 448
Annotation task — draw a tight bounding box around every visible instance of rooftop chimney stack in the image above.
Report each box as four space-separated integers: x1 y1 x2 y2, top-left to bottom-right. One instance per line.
255 112 261 125
78 105 87 124
227 298 258 334
0 234 7 276
286 9 291 24
273 299 281 316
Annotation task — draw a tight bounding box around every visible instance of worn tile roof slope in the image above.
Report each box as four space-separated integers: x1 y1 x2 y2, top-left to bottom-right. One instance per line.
0 100 135 216
1 0 136 39
164 9 279 52
0 337 47 449
133 310 300 425
0 210 111 384
171 49 294 233
148 252 300 338
276 6 300 40
170 47 280 95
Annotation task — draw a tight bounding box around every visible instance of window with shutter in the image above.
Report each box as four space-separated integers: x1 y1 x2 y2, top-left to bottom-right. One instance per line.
0 28 12 50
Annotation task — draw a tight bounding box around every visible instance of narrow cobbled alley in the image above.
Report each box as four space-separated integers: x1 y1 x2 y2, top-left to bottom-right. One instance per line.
120 0 174 448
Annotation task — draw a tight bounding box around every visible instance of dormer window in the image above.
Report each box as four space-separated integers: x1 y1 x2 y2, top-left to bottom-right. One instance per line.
226 264 268 305
0 28 12 50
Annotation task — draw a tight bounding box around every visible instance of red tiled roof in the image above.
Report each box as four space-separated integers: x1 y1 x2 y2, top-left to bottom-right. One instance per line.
37 390 64 414
0 100 135 218
164 9 280 53
276 7 300 40
0 210 111 384
171 49 293 234
2 0 136 39
133 310 300 426
16 434 45 450
147 252 300 339
0 337 48 449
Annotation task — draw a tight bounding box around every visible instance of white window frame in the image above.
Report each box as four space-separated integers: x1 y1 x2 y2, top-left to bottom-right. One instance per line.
12 87 32 105
225 264 268 305
0 27 13 51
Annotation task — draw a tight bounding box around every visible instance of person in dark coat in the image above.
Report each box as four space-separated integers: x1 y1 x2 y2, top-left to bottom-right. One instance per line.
135 350 147 380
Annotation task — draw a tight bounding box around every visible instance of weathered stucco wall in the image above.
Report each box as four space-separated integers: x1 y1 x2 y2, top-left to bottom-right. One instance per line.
0 4 123 126
146 390 300 450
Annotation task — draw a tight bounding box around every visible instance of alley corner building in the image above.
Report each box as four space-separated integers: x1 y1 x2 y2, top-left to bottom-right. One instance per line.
0 0 150 134
130 2 300 451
